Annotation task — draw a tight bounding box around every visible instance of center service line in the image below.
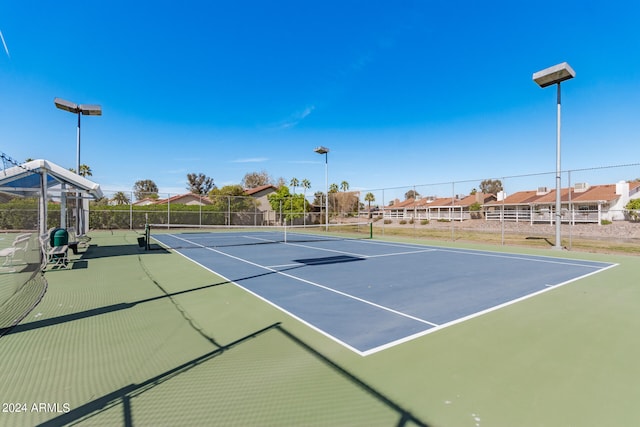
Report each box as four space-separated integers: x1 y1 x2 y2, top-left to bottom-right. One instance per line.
166 233 439 327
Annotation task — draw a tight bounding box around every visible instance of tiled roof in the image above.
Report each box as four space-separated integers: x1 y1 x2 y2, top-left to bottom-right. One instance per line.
485 182 634 206
387 182 637 209
244 185 277 196
154 193 211 205
386 193 493 209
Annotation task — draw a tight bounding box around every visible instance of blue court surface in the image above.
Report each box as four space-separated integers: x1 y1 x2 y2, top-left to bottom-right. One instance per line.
152 232 616 356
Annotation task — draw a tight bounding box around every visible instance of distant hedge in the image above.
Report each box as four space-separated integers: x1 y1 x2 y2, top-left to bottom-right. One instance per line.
0 199 262 230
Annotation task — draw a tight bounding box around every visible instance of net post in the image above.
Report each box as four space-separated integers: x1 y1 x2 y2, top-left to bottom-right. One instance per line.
284 217 288 243
369 222 373 239
145 215 150 250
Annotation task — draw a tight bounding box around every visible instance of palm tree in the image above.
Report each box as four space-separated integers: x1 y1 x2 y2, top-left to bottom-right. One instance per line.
111 191 130 205
329 183 339 193
79 164 92 177
365 192 375 218
69 164 92 177
340 181 349 192
290 177 299 194
301 179 311 225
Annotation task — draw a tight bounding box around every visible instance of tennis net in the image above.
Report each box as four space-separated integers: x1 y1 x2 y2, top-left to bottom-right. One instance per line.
147 222 373 249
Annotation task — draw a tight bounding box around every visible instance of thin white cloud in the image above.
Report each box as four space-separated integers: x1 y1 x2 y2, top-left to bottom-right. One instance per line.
0 30 10 58
231 157 268 163
272 105 315 130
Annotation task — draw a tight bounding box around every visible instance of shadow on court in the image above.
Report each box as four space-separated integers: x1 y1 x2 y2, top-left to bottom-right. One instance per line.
37 323 430 427
3 257 308 337
293 255 364 265
2 279 231 336
525 236 555 246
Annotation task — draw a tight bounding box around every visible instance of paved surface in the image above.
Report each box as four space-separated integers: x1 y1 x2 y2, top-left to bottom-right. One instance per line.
0 231 638 426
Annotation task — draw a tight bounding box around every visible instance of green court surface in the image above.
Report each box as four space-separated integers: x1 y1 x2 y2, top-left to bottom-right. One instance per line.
1 230 639 426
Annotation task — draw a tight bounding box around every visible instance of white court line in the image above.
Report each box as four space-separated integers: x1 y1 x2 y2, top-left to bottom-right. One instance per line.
361 261 619 356
163 233 439 330
346 237 612 269
153 233 617 356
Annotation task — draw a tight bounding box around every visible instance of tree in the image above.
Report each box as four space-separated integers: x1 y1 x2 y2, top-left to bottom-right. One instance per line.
267 185 308 223
313 191 324 207
404 189 420 200
469 201 482 219
242 170 273 188
111 191 130 205
290 177 299 194
209 184 257 224
69 164 92 177
340 181 349 192
479 179 503 195
187 173 215 195
365 192 375 218
365 192 375 208
329 183 339 193
626 198 640 221
133 179 159 201
301 179 311 224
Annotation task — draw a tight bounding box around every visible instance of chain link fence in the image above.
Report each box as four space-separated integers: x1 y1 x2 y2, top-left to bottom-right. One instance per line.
357 163 640 251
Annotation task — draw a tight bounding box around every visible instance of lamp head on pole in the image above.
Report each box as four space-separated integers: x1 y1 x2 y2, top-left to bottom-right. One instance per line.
54 97 102 115
533 62 575 88
314 146 329 155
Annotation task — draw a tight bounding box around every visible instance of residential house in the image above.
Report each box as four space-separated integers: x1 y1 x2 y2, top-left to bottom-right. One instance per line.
484 181 640 224
131 197 158 206
153 193 212 206
384 193 495 221
244 184 278 225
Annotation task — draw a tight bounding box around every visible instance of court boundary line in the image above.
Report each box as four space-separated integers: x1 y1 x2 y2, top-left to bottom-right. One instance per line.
152 233 618 356
349 238 613 269
361 262 619 355
156 233 439 355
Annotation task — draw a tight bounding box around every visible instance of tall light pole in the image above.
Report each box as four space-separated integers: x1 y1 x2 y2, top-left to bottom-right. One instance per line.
533 62 575 250
54 97 102 235
314 146 329 230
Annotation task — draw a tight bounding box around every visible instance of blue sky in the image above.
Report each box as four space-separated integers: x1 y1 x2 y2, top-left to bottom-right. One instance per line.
1 1 639 201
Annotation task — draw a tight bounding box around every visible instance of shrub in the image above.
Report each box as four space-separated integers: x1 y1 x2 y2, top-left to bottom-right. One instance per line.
420 219 429 225
399 220 407 225
384 219 392 224
601 219 612 225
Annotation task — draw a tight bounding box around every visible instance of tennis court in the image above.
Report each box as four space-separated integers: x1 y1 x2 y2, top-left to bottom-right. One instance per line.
151 225 616 356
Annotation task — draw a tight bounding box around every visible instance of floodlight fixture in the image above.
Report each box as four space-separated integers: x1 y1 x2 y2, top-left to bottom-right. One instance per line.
532 62 574 250
533 62 575 88
54 97 102 235
55 97 103 116
314 146 330 230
